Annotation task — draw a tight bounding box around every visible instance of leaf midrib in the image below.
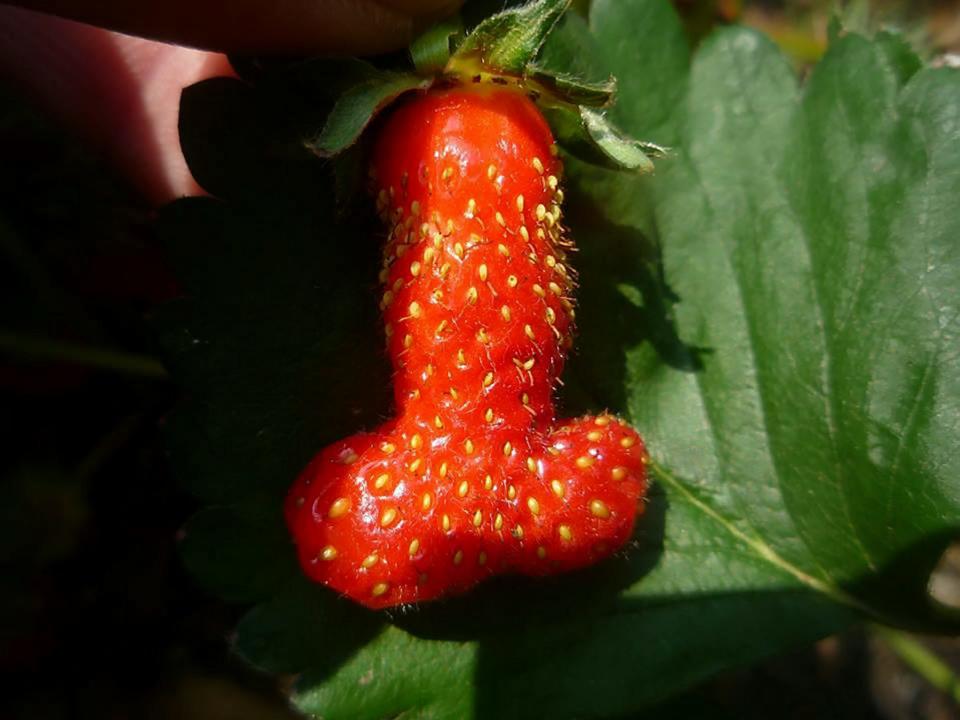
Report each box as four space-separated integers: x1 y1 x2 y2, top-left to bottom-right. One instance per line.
650 460 877 618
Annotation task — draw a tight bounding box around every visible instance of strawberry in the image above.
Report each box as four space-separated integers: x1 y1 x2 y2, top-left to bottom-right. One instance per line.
285 86 647 609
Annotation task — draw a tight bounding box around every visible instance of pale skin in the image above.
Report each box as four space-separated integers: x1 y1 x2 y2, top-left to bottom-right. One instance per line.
0 0 460 205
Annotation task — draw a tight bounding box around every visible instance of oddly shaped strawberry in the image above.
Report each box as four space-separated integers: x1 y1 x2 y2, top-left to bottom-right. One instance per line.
285 86 647 609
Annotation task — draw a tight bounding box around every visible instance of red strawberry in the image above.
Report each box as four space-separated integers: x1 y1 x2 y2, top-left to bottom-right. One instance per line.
285 86 647 609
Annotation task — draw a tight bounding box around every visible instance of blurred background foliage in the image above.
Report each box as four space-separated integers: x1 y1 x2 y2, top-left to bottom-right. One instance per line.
1 1 959 718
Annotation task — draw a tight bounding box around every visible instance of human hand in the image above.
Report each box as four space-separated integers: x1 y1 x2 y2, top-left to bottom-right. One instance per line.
0 1 460 204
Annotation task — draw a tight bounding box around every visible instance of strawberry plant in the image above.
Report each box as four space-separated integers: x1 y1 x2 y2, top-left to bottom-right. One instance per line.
159 0 960 717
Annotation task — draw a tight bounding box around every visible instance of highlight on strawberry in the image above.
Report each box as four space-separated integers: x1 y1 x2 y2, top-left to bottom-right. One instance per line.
285 0 663 609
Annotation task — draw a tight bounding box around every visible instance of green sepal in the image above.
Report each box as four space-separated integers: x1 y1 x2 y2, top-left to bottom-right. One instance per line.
449 0 571 76
526 66 616 107
544 105 664 172
305 64 429 157
410 15 464 76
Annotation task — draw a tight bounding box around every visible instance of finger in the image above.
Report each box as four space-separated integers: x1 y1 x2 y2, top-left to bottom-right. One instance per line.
0 5 229 204
6 0 461 55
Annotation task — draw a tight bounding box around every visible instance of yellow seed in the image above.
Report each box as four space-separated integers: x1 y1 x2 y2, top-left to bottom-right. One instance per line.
483 372 494 387
393 277 404 292
503 441 513 456
519 226 530 241
457 348 466 365
435 320 448 337
590 499 611 519
620 436 637 448
410 433 423 450
409 538 420 556
522 358 535 371
548 281 562 295
611 466 627 481
473 509 483 527
434 415 444 430
374 473 390 489
320 545 338 561
547 175 558 190
508 485 517 500
442 166 453 181
340 450 359 464
410 261 421 277
508 275 518 288
484 408 494 423
587 430 603 442
495 513 504 530
477 328 490 344
371 582 389 597
421 493 432 510
380 508 398 527
453 549 464 565
410 200 420 216
527 456 537 473
498 243 510 256
484 474 493 490
524 324 535 340
465 438 475 454
487 163 497 180
404 333 413 348
423 246 435 263
328 498 350 518
535 204 547 221
466 198 477 216
409 458 422 473
467 286 478 304
595 416 611 427
381 442 396 454
527 497 540 515
545 255 556 268
501 305 511 321
532 157 544 174
533 284 546 297
362 553 378 569
478 263 488 282
495 211 506 227
439 461 448 478
521 393 531 405
559 525 573 541
537 546 547 559
450 387 459 400
455 242 465 258
516 195 525 212
576 455 595 469
545 307 556 324
478 551 487 566
458 480 469 498
551 479 565 498
440 262 451 277
441 514 451 532
513 525 524 539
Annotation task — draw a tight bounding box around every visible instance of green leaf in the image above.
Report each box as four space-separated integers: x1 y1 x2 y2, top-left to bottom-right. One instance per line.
162 0 960 717
449 0 571 76
306 68 429 157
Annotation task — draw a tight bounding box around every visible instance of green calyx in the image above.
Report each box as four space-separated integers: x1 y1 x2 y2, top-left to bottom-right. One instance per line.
306 0 662 173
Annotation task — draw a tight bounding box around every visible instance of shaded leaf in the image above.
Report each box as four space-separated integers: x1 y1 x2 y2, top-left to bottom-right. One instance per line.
162 0 960 717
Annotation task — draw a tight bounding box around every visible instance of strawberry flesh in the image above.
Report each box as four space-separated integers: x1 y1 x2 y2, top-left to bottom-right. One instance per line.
285 87 647 609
